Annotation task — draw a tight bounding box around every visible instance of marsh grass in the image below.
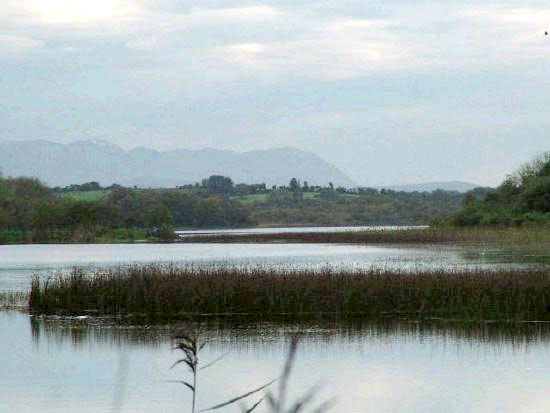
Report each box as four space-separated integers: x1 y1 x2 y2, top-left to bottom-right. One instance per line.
29 264 550 322
0 291 29 309
176 226 550 245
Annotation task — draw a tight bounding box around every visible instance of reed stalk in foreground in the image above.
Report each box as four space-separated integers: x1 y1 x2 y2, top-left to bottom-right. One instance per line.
259 337 335 413
169 330 276 413
29 264 550 322
170 334 333 413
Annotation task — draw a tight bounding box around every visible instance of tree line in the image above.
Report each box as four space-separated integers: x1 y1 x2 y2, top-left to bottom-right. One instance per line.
0 176 251 243
1 170 485 243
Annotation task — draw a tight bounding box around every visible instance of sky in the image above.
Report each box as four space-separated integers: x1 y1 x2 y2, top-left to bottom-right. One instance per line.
1 0 550 186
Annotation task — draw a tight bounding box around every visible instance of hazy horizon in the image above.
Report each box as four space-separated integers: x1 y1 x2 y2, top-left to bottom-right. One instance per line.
2 1 550 186
0 139 486 187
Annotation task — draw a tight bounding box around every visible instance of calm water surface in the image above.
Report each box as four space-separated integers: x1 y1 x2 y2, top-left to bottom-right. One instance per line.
2 311 550 413
176 225 427 237
3 234 550 412
0 242 545 291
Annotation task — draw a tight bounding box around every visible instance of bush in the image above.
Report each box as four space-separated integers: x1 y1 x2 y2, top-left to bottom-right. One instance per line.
453 152 550 227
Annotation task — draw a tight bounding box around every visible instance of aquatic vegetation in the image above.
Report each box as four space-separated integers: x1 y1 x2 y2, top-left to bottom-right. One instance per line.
260 338 335 413
169 330 276 413
0 291 28 309
170 334 332 413
29 264 550 322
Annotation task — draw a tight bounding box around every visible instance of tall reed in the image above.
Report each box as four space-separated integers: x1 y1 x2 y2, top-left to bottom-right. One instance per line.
0 291 29 308
170 333 333 413
169 330 276 413
29 264 550 322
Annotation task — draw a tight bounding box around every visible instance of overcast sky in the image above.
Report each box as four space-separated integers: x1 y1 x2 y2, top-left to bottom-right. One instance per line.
1 1 550 186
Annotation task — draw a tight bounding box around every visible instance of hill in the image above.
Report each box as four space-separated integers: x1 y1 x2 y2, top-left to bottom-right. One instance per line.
0 139 355 188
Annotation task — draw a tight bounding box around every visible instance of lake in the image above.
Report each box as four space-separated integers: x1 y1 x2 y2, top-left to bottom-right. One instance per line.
3 312 550 412
2 230 550 412
0 241 545 292
176 225 428 237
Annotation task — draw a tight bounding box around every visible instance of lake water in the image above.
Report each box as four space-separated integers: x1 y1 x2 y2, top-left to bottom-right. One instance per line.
0 242 545 292
176 225 427 237
3 311 550 413
2 233 550 412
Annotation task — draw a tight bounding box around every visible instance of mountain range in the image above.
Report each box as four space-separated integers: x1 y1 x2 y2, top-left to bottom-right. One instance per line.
0 139 356 188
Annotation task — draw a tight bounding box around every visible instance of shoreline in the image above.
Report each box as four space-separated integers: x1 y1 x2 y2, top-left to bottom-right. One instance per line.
3 226 550 246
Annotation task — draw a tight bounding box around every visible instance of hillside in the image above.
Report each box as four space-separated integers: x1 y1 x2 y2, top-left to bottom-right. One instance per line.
378 181 480 193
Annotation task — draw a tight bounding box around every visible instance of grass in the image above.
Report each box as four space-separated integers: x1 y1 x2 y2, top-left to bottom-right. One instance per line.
232 194 270 205
0 291 29 309
232 193 319 206
57 190 111 202
95 228 149 243
176 226 550 245
0 227 150 245
29 264 550 322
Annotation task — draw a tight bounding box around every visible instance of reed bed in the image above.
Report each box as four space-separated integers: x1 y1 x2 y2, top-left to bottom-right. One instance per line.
29 264 550 322
0 291 29 309
176 226 550 245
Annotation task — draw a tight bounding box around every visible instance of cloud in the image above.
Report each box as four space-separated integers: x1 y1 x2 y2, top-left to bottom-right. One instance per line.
0 34 43 54
180 6 281 26
27 0 140 24
227 43 265 53
467 6 550 44
125 6 281 50
215 17 412 80
473 7 550 26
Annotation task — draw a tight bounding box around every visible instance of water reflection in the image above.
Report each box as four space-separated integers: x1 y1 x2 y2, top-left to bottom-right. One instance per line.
1 311 550 412
30 316 166 348
28 314 550 349
459 245 550 265
109 350 129 413
176 225 427 237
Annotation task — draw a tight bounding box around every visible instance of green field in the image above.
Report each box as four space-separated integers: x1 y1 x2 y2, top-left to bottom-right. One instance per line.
232 192 319 205
231 193 269 205
57 190 110 202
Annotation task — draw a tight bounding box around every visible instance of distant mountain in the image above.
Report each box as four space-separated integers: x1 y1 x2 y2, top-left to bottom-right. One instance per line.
377 181 481 193
0 139 356 188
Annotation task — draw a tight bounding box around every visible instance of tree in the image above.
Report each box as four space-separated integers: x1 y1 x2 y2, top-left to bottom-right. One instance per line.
205 175 233 194
523 177 550 212
289 178 300 192
79 181 102 192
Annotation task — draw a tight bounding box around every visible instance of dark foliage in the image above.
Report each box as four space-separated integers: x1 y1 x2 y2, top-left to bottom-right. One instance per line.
452 152 550 226
0 176 252 243
250 188 464 226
